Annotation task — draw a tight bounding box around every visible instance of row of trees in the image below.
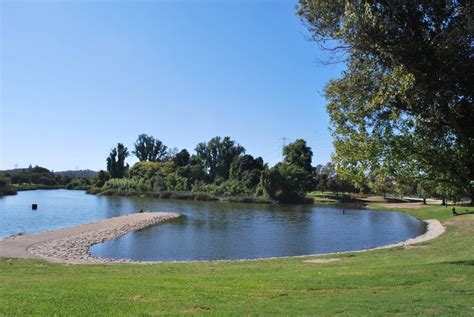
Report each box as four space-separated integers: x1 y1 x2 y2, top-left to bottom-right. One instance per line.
94 134 338 202
6 166 72 187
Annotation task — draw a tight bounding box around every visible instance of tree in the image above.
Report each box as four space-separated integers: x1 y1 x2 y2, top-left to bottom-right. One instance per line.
261 139 315 202
133 134 167 162
261 163 313 203
298 0 474 203
173 149 190 167
195 136 245 181
314 163 359 194
283 139 314 174
107 143 129 178
93 170 110 188
229 154 265 189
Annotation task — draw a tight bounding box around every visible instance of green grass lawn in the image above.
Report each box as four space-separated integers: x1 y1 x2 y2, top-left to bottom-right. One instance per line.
306 191 353 203
1 205 474 315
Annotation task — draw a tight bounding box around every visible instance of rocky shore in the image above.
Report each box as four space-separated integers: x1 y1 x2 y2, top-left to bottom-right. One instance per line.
0 212 180 264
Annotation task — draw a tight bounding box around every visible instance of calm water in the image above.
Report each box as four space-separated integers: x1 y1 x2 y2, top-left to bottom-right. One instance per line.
0 190 426 261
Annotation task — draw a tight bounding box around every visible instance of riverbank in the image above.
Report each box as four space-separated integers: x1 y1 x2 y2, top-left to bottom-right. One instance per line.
1 204 473 315
15 184 66 191
0 186 17 196
88 187 275 204
0 212 180 263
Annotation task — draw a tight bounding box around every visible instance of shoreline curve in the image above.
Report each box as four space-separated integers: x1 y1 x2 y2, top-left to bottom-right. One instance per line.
0 212 180 264
0 214 444 264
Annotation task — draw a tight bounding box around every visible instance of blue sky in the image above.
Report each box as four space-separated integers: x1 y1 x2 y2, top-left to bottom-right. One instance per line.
0 0 344 171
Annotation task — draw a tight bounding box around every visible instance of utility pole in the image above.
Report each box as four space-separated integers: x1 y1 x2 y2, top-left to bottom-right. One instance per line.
280 137 289 158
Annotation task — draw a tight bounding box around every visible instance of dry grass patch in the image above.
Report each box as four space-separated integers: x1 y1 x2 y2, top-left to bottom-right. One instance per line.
129 295 145 302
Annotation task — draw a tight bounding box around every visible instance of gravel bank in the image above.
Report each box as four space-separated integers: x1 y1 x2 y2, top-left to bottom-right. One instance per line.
0 212 180 264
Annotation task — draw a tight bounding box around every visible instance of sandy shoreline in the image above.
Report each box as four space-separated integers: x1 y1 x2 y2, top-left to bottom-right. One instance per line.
0 214 444 264
0 212 180 264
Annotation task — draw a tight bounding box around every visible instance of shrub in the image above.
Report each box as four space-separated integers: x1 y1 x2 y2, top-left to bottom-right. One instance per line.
100 178 152 196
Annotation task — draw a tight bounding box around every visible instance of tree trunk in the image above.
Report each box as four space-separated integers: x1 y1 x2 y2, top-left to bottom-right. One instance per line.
423 197 426 205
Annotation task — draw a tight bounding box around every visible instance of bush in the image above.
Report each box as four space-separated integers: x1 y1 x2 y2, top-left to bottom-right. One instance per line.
0 174 17 196
66 177 91 190
98 178 152 196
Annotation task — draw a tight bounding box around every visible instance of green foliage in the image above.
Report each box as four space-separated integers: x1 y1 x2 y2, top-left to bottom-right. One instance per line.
128 161 163 183
133 134 167 162
8 166 71 187
314 163 359 194
195 136 245 181
91 170 109 188
259 139 317 203
298 0 474 202
93 136 326 203
163 173 189 192
261 163 314 203
173 149 190 167
107 143 129 179
283 139 314 174
229 155 265 190
193 179 254 197
65 177 91 190
0 173 16 196
99 178 152 196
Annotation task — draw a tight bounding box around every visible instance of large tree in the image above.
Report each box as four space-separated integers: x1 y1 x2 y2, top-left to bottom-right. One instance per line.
107 143 129 179
133 134 167 162
229 154 265 189
173 149 191 167
298 0 474 202
195 136 245 181
283 139 314 174
262 139 315 202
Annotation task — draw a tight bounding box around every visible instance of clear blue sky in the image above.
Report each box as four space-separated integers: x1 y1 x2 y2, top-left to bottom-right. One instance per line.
0 0 344 171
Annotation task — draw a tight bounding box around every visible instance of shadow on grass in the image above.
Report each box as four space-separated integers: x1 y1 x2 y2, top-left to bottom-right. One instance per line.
444 260 474 266
454 211 474 216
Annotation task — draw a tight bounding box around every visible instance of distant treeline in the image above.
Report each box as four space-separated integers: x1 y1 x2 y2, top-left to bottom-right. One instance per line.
0 166 98 192
88 134 359 203
0 174 17 196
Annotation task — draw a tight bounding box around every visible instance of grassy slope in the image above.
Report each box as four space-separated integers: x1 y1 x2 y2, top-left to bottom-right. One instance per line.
1 205 474 316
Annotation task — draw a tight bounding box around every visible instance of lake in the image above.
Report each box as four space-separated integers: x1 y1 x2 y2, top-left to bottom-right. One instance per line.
0 189 426 261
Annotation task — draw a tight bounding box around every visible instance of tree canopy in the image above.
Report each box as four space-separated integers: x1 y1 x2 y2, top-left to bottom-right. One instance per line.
107 143 129 179
298 0 474 202
261 140 316 202
133 134 167 162
195 136 246 181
